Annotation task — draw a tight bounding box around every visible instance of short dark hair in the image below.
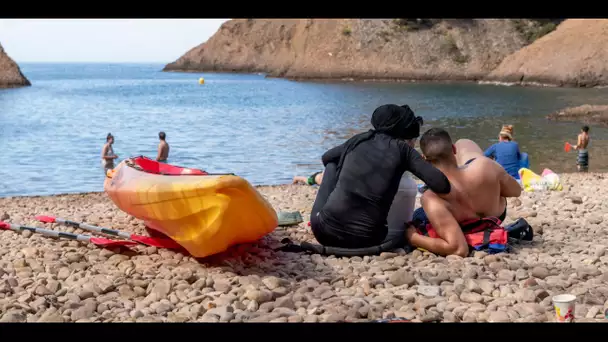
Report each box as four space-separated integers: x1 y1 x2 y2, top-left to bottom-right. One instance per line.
582 126 589 133
419 128 454 163
159 131 166 140
106 133 113 141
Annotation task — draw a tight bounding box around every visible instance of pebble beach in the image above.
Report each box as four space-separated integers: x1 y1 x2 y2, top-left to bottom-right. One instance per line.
1 173 608 323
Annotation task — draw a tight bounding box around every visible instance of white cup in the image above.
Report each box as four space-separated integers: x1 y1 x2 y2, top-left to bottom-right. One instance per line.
552 294 576 322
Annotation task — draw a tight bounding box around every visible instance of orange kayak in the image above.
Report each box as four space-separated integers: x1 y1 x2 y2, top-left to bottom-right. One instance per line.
104 156 278 258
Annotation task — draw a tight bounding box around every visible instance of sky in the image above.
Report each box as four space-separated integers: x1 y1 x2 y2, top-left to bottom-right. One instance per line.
0 19 229 63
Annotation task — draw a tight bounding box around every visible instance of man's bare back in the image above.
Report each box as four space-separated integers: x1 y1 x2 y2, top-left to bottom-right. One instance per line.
406 131 521 257
157 141 169 161
430 139 512 222
577 132 589 150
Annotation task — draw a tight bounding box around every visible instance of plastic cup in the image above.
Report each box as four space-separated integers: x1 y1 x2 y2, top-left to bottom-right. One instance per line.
552 294 576 322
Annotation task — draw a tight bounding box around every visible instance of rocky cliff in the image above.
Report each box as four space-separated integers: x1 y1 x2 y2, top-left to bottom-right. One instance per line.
487 19 608 87
166 19 607 87
0 43 31 89
164 19 536 81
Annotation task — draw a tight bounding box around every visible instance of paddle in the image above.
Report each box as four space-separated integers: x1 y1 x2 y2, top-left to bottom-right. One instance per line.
564 142 573 152
0 221 137 248
35 215 182 249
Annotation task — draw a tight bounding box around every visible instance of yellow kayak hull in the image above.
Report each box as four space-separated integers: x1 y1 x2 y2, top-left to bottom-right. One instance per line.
104 158 278 258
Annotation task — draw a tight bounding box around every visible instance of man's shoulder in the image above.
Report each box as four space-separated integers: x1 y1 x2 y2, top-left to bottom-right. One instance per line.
464 157 502 176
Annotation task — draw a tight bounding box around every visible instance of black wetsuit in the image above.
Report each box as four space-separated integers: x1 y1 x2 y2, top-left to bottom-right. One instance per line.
310 133 451 249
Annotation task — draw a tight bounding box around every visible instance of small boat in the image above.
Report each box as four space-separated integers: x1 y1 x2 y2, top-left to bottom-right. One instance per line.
104 156 278 258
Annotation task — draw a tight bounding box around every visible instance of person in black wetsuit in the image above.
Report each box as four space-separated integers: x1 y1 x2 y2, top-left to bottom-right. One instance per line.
310 104 451 249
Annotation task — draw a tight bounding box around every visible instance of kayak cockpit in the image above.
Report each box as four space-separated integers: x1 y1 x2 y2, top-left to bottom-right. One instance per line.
127 156 208 176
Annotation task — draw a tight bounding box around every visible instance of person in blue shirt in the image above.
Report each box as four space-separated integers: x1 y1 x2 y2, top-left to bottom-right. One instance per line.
484 125 521 180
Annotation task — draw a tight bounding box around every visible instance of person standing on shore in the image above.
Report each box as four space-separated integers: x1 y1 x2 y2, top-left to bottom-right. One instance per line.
571 126 590 172
156 131 170 163
101 133 118 174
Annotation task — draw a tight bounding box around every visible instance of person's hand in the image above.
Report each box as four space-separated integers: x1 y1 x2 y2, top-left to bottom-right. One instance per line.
113 155 119 159
405 224 417 241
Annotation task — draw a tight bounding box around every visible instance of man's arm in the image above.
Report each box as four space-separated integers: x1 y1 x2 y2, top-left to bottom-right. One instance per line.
321 143 345 166
406 192 469 257
156 144 163 161
498 165 522 197
404 147 451 194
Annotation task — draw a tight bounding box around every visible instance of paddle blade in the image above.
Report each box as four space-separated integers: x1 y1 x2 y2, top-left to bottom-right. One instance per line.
0 221 9 230
564 142 571 152
131 235 182 249
89 237 138 247
36 215 56 224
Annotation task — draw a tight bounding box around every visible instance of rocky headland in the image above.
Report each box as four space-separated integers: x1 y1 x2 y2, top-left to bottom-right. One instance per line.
163 19 608 88
547 105 608 127
0 43 31 89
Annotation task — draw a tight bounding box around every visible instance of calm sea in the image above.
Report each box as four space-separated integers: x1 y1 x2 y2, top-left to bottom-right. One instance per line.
1 63 608 197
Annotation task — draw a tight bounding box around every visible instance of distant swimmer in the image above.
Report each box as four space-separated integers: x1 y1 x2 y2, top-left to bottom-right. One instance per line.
156 131 170 163
571 125 590 172
101 133 118 174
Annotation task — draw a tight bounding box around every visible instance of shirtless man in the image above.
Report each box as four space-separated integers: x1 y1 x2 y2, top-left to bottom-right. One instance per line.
405 128 522 257
571 126 590 172
156 131 170 163
101 133 118 174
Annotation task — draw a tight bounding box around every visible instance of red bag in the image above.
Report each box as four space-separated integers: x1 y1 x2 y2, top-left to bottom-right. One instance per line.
415 217 508 254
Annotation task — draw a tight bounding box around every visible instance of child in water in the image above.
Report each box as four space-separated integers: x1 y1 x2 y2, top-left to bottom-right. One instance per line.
571 126 590 172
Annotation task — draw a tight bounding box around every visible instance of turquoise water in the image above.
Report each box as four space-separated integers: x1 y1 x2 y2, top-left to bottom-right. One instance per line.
1 63 608 197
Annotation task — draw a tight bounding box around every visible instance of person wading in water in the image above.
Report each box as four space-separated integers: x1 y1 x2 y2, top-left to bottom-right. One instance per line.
101 133 118 174
309 104 451 249
571 126 590 172
156 131 170 163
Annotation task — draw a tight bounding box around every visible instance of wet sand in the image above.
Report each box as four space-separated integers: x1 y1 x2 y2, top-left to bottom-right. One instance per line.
0 173 607 322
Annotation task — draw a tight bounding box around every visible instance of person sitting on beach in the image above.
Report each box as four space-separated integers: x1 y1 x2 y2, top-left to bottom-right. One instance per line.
310 104 451 249
484 125 521 180
571 125 590 172
293 171 323 186
101 133 118 174
156 131 170 163
405 128 522 257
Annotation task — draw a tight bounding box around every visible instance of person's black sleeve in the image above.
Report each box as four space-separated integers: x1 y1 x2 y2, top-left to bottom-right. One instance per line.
321 144 345 166
403 146 451 194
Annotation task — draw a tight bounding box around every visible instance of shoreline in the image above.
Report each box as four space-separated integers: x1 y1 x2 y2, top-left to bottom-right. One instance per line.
162 69 605 89
0 172 584 199
1 173 607 322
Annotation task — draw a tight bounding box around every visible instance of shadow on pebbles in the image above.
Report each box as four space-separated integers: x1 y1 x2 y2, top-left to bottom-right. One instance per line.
0 173 607 322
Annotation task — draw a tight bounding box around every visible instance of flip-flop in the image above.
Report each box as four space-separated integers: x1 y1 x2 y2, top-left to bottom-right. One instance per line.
277 211 304 226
